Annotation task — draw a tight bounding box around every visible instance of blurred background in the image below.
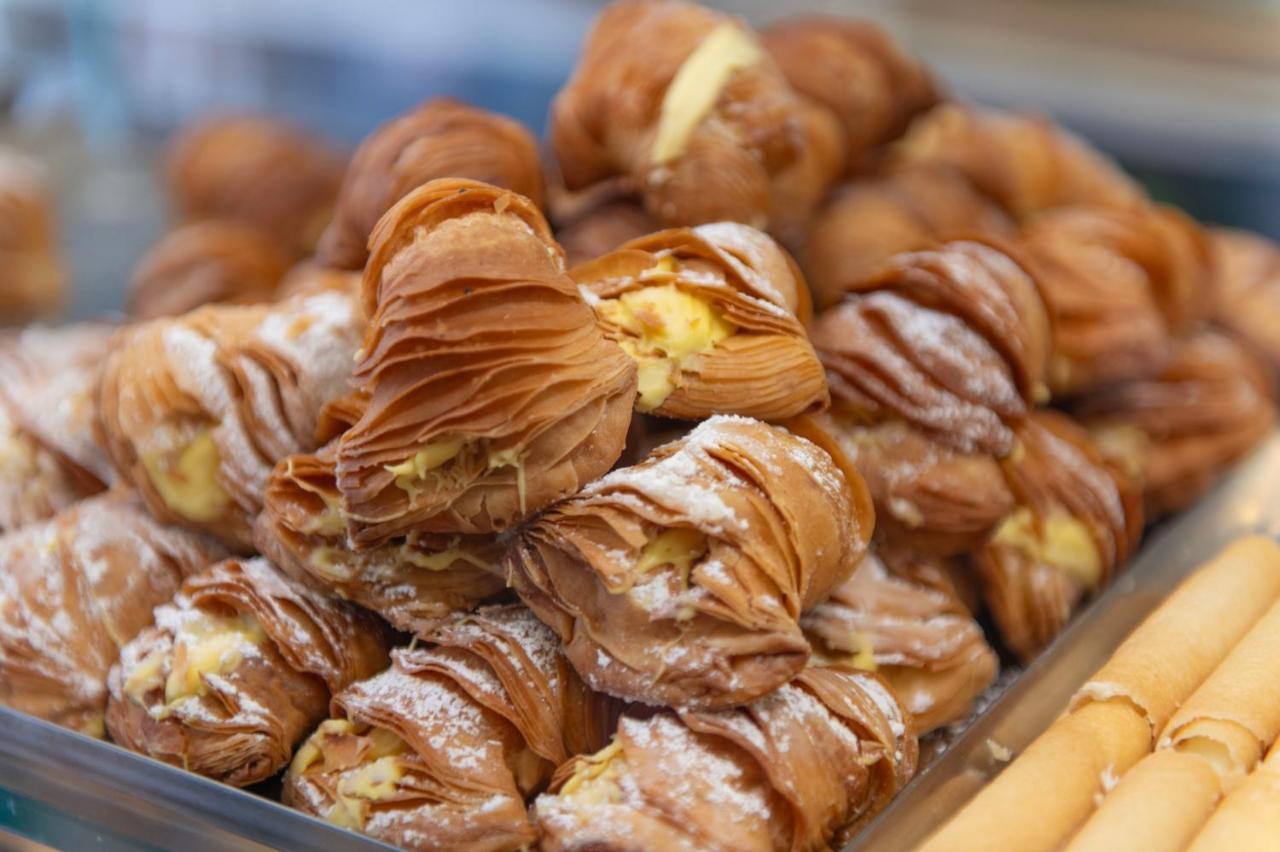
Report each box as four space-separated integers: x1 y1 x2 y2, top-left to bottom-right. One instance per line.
2 0 1278 318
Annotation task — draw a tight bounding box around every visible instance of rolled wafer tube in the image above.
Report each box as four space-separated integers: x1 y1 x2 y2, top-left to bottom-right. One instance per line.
1158 596 1280 785
0 493 225 737
0 323 115 532
572 221 827 420
1187 741 1280 852
1064 750 1221 852
534 666 916 852
918 697 1150 852
316 98 544 270
106 557 391 786
506 415 872 709
323 178 636 544
98 279 363 550
1070 536 1280 740
284 606 615 850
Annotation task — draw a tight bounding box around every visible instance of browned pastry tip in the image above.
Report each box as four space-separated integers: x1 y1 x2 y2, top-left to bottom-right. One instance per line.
106 557 392 787
535 666 917 852
126 220 293 319
890 104 1144 219
801 164 1016 309
284 606 615 850
0 150 65 324
165 114 344 252
505 415 871 709
573 221 827 420
0 494 226 737
1211 227 1280 375
1076 330 1275 521
549 0 842 242
325 178 635 545
316 98 544 270
98 280 363 550
256 444 507 636
761 15 940 173
974 411 1142 661
804 547 998 734
0 323 115 532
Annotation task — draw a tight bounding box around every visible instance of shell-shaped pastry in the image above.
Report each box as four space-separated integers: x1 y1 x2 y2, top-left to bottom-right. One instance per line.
106 557 391 787
505 415 873 709
317 98 544 270
573 222 827 419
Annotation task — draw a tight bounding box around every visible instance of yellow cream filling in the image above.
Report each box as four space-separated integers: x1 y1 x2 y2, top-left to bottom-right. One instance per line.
141 431 233 524
558 738 628 805
162 612 266 705
386 438 525 511
634 527 708 582
1090 423 1148 484
810 632 878 672
993 507 1103 590
403 544 493 573
651 23 764 164
595 281 735 411
295 720 413 831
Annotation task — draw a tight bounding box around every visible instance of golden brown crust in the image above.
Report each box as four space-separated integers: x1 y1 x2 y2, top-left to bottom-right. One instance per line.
165 114 344 252
535 666 917 852
0 150 64 323
549 0 842 243
284 607 614 850
573 222 827 419
0 494 225 736
1076 331 1275 520
325 178 635 544
556 198 659 267
256 445 508 636
801 165 1015 309
973 411 1142 661
127 220 293 319
316 98 544 270
804 548 998 734
98 281 363 550
1211 227 1280 375
890 104 1143 218
761 15 939 173
106 557 391 786
505 416 871 709
0 323 115 531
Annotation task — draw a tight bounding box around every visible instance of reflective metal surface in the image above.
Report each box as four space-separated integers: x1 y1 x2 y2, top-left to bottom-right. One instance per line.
849 431 1280 851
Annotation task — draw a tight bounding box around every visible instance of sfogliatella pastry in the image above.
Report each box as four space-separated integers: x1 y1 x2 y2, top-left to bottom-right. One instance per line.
284 605 615 850
318 178 635 545
890 104 1143 218
803 547 998 734
0 494 225 737
1078 331 1275 520
255 446 507 636
165 114 344 252
98 279 363 550
126 220 293 318
0 323 115 531
1211 227 1280 376
809 239 1051 556
549 0 843 243
0 149 65 324
556 198 658 267
573 222 827 419
535 666 916 851
974 411 1141 661
1022 204 1214 396
801 164 1014 309
106 557 391 787
506 415 873 708
761 15 939 173
317 98 544 270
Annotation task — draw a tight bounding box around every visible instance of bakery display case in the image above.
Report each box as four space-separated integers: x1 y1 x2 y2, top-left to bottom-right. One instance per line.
1 0 1278 849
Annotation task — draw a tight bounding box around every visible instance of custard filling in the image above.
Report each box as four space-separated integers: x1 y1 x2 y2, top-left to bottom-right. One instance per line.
163 611 266 704
141 431 233 523
291 719 414 830
992 507 1103 590
595 279 735 410
385 438 526 511
558 738 628 806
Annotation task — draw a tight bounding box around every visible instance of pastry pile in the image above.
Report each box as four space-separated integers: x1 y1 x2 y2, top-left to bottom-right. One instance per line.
2 0 1278 849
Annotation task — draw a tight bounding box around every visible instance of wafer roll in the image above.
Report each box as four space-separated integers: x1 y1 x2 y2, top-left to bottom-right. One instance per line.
1187 742 1280 852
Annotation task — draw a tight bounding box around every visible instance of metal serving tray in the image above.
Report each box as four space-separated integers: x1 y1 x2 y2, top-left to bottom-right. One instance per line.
1 435 1277 851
